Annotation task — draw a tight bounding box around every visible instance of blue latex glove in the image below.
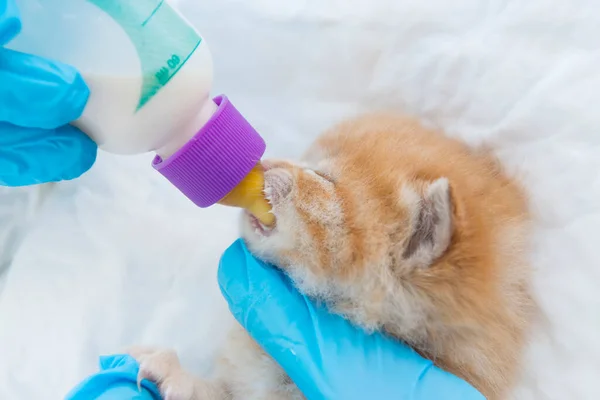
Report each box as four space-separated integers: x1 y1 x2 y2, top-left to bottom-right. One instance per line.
64 354 162 400
218 239 486 400
0 0 97 186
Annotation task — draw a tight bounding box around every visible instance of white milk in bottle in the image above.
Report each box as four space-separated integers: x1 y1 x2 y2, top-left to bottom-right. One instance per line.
9 0 217 156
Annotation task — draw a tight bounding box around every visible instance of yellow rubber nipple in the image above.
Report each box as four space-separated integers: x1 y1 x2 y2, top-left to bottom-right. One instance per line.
218 164 275 226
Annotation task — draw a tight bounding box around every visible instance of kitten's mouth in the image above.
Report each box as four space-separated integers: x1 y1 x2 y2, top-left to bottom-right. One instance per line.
247 211 274 237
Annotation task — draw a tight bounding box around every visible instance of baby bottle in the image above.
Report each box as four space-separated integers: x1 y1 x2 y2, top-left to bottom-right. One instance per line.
8 0 274 225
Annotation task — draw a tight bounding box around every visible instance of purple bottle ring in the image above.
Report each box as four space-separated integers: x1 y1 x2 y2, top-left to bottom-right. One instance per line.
153 95 266 207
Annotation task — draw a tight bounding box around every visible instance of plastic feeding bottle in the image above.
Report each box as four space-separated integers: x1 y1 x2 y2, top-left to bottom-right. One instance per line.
8 0 274 225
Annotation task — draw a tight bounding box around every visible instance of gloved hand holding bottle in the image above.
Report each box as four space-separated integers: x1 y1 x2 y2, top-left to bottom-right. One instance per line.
6 0 274 225
0 0 97 186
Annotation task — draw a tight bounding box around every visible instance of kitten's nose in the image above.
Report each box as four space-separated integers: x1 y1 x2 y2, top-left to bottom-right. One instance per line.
261 161 274 171
261 159 294 171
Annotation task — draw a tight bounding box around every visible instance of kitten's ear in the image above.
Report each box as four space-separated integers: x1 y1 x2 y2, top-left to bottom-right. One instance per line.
401 178 453 268
264 168 293 205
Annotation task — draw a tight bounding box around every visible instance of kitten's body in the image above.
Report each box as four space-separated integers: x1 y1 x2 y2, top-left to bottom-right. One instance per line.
130 114 534 400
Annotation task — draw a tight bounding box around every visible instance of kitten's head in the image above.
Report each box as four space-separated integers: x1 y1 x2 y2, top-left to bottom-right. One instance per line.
240 156 454 305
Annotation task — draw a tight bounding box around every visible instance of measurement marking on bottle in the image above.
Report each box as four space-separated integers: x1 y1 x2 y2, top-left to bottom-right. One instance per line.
156 54 181 84
142 0 165 26
151 40 200 91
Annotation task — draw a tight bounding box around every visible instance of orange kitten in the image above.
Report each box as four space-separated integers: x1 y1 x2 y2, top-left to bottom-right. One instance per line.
130 114 535 400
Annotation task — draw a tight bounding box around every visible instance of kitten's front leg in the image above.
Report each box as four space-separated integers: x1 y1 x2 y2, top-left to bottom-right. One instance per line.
216 324 305 400
127 346 229 400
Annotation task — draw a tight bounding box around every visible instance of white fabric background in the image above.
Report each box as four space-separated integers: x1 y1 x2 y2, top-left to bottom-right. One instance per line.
1 0 599 398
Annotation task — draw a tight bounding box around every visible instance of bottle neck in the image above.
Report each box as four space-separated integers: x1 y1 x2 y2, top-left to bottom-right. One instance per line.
155 98 218 159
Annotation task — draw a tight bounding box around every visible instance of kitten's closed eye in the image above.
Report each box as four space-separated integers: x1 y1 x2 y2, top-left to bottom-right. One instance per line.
308 169 336 184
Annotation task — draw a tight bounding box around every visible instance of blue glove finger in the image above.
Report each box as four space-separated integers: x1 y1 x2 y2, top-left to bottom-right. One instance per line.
0 48 89 129
218 239 485 400
65 354 161 400
0 0 21 45
0 121 97 186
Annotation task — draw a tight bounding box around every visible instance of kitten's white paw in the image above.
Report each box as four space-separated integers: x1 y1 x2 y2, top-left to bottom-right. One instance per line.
126 346 196 400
